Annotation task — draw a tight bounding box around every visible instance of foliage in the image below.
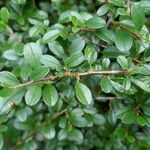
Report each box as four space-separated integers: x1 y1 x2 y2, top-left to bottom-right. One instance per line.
0 0 150 149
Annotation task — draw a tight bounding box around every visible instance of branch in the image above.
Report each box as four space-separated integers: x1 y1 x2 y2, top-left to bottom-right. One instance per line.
12 70 128 89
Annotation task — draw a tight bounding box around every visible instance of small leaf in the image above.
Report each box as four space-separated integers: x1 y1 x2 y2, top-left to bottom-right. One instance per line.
67 52 84 68
25 85 42 106
31 66 49 80
102 58 110 69
0 71 19 86
75 81 92 105
131 78 150 93
121 109 136 124
85 16 106 29
111 80 124 92
70 37 85 54
23 43 42 68
123 78 131 90
42 30 60 43
100 77 113 93
131 3 145 30
40 55 61 69
115 30 133 52
0 7 9 23
43 84 58 106
84 45 97 64
0 133 3 149
48 41 65 58
58 129 68 141
3 50 19 60
93 114 105 125
97 5 108 16
117 56 129 69
137 116 147 126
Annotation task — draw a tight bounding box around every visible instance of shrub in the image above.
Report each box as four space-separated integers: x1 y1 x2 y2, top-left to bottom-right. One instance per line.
0 0 150 149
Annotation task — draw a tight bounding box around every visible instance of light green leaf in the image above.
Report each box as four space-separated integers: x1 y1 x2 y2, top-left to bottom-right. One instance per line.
48 41 65 58
75 81 92 105
42 30 60 43
3 50 19 60
131 78 150 93
100 77 113 93
67 52 84 68
84 45 97 64
0 133 3 149
40 55 61 69
25 85 42 106
0 71 19 86
23 43 42 68
97 5 108 16
111 80 124 92
123 78 131 90
58 129 68 141
85 16 106 29
102 58 110 69
115 30 133 52
131 3 145 30
93 114 105 125
31 66 49 80
117 55 129 69
43 84 58 106
0 7 9 23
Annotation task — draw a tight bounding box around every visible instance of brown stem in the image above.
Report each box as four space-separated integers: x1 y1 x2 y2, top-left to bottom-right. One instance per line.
12 70 128 89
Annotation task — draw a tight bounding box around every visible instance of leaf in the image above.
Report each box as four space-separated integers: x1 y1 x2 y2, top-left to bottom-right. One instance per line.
75 81 92 105
131 3 145 30
31 66 49 80
131 78 150 93
67 52 84 68
123 78 131 90
23 43 42 68
111 80 124 92
58 129 68 141
0 133 3 149
102 58 110 69
97 5 108 16
48 41 65 58
42 30 60 43
93 114 105 125
0 71 19 86
25 85 42 106
115 30 133 52
70 37 85 54
117 56 129 69
110 0 125 7
0 7 9 23
121 109 136 124
85 16 106 29
40 55 61 69
84 45 97 64
3 50 19 60
43 84 58 106
100 77 113 93
137 116 147 126
68 129 83 143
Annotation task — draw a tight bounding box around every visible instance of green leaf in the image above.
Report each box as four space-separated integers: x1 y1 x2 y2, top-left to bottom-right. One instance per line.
102 58 110 69
123 78 131 90
84 45 97 64
110 0 125 7
0 115 7 123
42 30 60 43
58 129 68 141
131 78 150 93
0 125 7 132
31 66 49 80
68 129 83 143
48 41 65 58
111 80 124 92
100 77 112 93
75 81 92 105
85 16 106 29
93 114 105 125
0 133 3 149
67 52 84 68
59 117 67 129
137 116 147 126
25 85 42 106
43 84 58 106
117 56 129 69
40 55 61 70
0 7 9 23
0 71 19 86
70 37 85 54
97 5 108 16
115 30 133 52
121 109 136 124
23 43 42 68
3 50 19 60
131 3 145 30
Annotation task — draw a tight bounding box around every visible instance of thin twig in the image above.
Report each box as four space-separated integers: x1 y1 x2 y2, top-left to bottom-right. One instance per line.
12 70 128 89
